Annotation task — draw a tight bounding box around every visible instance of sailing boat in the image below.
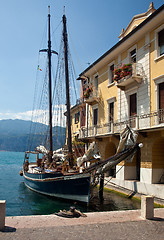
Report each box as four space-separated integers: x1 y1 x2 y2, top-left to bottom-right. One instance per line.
22 7 91 204
21 7 142 204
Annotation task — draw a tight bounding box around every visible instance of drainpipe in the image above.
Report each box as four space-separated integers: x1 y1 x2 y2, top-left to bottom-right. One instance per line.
85 103 89 151
120 88 121 131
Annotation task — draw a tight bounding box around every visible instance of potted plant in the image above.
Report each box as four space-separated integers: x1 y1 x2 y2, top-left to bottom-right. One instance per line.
83 86 92 99
120 63 132 78
113 68 122 81
113 63 132 82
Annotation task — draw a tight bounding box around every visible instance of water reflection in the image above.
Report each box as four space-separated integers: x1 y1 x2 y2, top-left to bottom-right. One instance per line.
89 189 140 212
18 182 88 216
17 182 140 216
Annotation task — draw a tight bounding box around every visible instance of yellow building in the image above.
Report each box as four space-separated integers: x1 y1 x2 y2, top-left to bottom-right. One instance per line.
67 98 86 158
70 3 164 199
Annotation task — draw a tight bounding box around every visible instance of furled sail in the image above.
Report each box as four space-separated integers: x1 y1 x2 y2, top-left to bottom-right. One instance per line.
35 145 49 154
116 125 138 153
83 125 142 176
76 141 101 167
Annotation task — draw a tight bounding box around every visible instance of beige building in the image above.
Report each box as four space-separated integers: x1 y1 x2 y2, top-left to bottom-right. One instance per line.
70 3 164 199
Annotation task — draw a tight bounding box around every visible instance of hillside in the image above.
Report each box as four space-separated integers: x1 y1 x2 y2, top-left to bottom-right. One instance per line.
0 119 66 152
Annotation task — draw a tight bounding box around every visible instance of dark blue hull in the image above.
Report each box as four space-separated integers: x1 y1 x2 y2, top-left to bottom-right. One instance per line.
23 171 91 203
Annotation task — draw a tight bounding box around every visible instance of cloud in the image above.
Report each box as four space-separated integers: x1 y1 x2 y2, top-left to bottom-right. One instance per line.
0 106 67 127
0 111 32 121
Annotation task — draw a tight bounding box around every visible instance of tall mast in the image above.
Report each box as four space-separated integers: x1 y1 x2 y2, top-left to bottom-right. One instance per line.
48 6 53 161
40 6 57 162
62 14 73 167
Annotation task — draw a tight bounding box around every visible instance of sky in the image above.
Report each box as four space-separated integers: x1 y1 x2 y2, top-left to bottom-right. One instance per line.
0 0 163 121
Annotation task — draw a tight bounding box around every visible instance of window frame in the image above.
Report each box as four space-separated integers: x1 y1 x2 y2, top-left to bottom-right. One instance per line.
128 45 137 63
153 76 164 125
125 87 138 119
108 61 115 86
75 111 80 124
154 75 164 112
107 97 116 124
155 24 164 60
82 77 90 95
93 74 99 91
92 104 98 126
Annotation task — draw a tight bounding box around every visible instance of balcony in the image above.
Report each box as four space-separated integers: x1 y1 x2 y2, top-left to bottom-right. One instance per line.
75 97 86 107
83 86 99 105
114 63 143 90
78 109 164 139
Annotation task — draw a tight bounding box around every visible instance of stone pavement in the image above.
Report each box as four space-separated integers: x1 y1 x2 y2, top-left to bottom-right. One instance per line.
0 208 164 240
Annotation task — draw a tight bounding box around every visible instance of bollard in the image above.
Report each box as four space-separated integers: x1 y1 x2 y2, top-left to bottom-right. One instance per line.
141 195 154 219
0 200 6 230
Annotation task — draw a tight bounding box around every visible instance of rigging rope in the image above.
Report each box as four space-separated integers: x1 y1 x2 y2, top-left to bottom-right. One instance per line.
26 15 82 154
89 156 133 202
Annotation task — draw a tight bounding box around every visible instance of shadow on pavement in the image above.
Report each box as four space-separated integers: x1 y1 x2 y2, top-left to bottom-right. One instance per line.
151 217 164 221
1 226 16 232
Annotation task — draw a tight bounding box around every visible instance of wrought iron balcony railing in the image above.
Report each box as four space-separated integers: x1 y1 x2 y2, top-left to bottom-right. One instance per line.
78 109 164 139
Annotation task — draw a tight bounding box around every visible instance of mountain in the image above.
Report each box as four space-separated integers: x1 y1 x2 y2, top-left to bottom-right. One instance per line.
0 119 32 136
0 119 66 152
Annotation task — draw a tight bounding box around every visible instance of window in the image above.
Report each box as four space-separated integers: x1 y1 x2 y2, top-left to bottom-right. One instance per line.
159 82 164 123
129 93 137 128
154 76 164 125
109 64 114 84
94 75 98 91
80 107 86 127
108 62 115 85
93 108 98 126
107 97 116 132
158 29 164 56
75 112 80 124
109 102 114 132
82 78 90 94
130 49 136 63
83 77 90 86
155 25 164 59
83 80 87 85
109 102 114 123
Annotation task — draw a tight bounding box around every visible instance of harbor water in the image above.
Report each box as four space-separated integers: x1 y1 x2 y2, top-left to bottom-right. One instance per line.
0 151 140 216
